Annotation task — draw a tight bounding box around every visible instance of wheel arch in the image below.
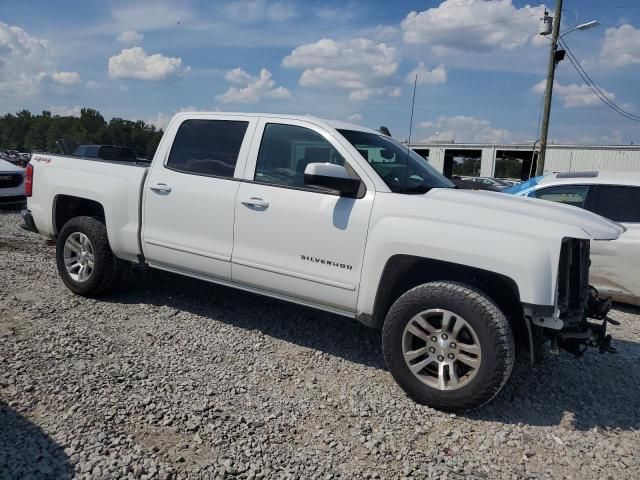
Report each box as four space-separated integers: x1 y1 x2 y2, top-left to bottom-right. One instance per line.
367 255 523 333
53 194 106 235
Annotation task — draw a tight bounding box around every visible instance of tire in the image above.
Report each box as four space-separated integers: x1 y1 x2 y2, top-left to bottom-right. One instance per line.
382 281 515 411
55 216 123 297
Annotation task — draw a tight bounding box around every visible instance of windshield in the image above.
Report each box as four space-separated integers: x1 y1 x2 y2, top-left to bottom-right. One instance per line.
338 129 454 193
503 176 543 194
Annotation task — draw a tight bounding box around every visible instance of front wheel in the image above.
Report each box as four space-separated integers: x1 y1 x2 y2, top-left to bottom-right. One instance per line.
55 216 123 296
382 281 515 411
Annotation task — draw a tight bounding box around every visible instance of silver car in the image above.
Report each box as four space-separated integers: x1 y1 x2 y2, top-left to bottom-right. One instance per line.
0 158 26 205
465 176 514 191
504 171 640 305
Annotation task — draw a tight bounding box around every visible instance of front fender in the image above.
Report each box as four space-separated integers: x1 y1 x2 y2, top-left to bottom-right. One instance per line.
357 215 566 316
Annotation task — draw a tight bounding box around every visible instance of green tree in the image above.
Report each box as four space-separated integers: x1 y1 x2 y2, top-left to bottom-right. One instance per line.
0 108 163 158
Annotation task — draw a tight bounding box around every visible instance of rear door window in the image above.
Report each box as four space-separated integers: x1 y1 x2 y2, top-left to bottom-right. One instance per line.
531 185 590 209
167 119 249 178
593 186 640 223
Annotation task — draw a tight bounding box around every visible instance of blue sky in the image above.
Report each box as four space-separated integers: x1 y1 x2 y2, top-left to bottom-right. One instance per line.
1 0 639 144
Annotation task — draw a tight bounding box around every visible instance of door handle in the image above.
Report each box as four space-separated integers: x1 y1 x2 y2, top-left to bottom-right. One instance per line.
241 197 269 209
149 183 172 193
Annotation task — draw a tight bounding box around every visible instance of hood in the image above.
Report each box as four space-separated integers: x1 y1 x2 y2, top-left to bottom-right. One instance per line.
0 159 24 174
425 188 624 241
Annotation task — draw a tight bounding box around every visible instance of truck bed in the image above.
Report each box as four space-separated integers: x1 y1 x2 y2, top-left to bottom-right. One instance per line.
28 152 148 262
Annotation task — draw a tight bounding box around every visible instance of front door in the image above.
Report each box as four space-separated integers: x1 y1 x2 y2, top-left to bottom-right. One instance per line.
142 115 256 279
232 119 375 312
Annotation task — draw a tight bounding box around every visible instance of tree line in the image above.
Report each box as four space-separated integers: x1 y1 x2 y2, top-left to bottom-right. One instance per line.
0 108 163 159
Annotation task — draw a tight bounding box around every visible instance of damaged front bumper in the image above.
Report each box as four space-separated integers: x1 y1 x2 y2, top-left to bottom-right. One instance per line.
523 287 616 363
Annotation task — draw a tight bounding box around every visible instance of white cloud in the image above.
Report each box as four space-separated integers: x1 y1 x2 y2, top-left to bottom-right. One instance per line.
349 86 401 101
225 68 254 85
148 112 172 130
48 105 82 117
406 62 447 85
599 24 640 68
117 30 144 45
401 0 545 54
298 68 365 90
419 116 512 143
111 2 193 31
266 1 296 21
0 21 85 97
283 38 399 101
600 130 624 144
314 6 345 21
108 47 187 81
532 80 615 108
346 113 363 123
148 105 219 129
0 21 50 96
223 0 296 23
38 71 82 86
216 68 291 103
373 25 398 41
283 38 398 76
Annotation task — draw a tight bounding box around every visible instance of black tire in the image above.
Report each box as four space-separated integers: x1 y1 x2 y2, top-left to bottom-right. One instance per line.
382 281 515 411
55 216 123 297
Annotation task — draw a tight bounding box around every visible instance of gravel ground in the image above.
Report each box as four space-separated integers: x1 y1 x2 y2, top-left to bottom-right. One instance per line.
1 207 640 480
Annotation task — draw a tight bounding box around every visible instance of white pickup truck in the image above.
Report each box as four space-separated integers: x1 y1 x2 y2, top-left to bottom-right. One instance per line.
23 112 623 410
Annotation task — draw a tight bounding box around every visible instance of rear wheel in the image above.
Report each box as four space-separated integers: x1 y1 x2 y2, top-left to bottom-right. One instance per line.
382 281 515 411
56 216 123 296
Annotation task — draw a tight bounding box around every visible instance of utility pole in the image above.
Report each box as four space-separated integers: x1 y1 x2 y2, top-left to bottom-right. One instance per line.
536 0 563 176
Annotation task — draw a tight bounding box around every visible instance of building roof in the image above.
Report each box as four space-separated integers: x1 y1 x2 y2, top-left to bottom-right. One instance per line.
407 141 640 151
538 171 640 187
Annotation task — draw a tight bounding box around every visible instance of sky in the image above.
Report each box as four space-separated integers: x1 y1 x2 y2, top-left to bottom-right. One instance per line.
1 0 639 145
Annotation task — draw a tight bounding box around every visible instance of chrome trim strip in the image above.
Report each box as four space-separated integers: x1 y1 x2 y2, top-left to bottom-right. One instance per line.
144 239 231 262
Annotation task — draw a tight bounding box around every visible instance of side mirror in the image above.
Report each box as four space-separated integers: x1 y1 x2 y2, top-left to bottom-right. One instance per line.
304 163 361 197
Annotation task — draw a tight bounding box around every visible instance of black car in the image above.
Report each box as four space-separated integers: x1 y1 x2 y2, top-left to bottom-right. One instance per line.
72 145 139 162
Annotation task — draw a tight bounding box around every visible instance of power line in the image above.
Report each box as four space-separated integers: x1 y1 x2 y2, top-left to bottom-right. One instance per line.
562 50 640 123
559 39 639 120
559 38 640 123
560 39 640 120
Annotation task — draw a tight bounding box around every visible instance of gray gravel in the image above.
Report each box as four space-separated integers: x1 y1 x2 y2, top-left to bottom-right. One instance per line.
1 207 640 480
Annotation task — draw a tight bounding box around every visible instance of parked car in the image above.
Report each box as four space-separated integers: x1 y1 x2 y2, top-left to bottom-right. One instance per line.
22 112 622 410
72 145 140 162
0 158 25 204
450 176 501 191
504 171 640 305
500 179 521 186
465 177 513 191
0 150 30 167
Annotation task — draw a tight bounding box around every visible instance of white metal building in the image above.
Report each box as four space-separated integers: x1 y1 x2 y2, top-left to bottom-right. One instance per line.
407 142 640 180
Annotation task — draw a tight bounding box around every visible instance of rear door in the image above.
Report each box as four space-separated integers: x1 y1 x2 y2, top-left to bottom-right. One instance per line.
589 185 640 301
142 115 256 279
231 118 375 312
